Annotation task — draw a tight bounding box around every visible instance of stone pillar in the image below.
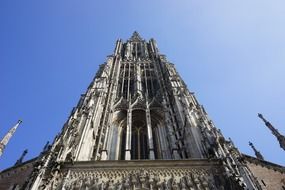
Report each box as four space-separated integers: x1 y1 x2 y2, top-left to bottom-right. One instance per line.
74 114 88 160
146 108 155 159
100 125 110 160
163 101 180 159
125 109 132 160
136 63 143 96
157 123 171 159
114 39 122 55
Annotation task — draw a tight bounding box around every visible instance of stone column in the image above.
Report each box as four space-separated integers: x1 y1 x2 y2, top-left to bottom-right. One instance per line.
100 125 110 160
136 63 143 96
125 109 132 160
157 123 171 159
162 100 180 159
146 108 155 159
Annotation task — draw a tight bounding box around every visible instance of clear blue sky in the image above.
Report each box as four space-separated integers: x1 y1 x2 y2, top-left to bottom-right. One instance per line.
0 0 284 170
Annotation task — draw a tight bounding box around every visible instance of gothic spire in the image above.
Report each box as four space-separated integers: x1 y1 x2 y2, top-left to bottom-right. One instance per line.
130 31 143 41
42 141 50 153
258 113 285 151
0 120 22 157
14 149 28 166
249 141 264 160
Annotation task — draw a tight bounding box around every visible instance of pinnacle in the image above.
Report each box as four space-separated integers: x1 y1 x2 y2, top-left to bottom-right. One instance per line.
130 31 143 41
257 113 264 119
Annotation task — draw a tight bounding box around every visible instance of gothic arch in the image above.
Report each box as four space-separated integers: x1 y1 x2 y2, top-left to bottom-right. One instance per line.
130 109 148 159
108 110 127 160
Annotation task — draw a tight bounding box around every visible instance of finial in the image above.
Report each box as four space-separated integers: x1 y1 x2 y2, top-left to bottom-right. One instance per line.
258 113 285 151
228 137 234 145
14 149 28 166
249 141 264 160
42 141 50 152
258 113 268 124
130 31 142 41
133 31 139 36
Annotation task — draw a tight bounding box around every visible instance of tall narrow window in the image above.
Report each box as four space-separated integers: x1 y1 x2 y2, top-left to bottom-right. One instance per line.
120 128 126 160
131 125 148 159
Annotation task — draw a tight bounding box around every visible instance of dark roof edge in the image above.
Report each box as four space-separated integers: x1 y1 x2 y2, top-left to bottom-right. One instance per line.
0 157 38 174
243 154 285 173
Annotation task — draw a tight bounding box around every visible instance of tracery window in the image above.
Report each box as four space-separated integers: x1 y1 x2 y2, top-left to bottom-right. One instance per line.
131 121 148 159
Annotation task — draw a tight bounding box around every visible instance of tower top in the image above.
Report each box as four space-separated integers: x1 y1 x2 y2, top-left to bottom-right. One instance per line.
130 31 143 41
0 120 22 157
249 141 264 160
258 113 285 151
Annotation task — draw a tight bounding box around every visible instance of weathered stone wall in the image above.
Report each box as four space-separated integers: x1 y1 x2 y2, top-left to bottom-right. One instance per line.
246 160 285 190
0 159 35 190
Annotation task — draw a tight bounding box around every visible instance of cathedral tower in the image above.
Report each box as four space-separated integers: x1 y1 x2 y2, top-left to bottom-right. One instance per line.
2 32 285 190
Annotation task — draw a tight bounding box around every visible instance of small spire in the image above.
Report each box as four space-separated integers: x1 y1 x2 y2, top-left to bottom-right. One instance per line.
258 113 285 151
42 141 50 152
130 31 143 41
249 141 264 160
0 120 22 157
14 149 28 166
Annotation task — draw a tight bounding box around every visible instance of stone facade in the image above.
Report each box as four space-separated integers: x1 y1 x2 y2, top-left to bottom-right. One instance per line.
0 158 36 190
0 32 284 189
244 155 285 190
